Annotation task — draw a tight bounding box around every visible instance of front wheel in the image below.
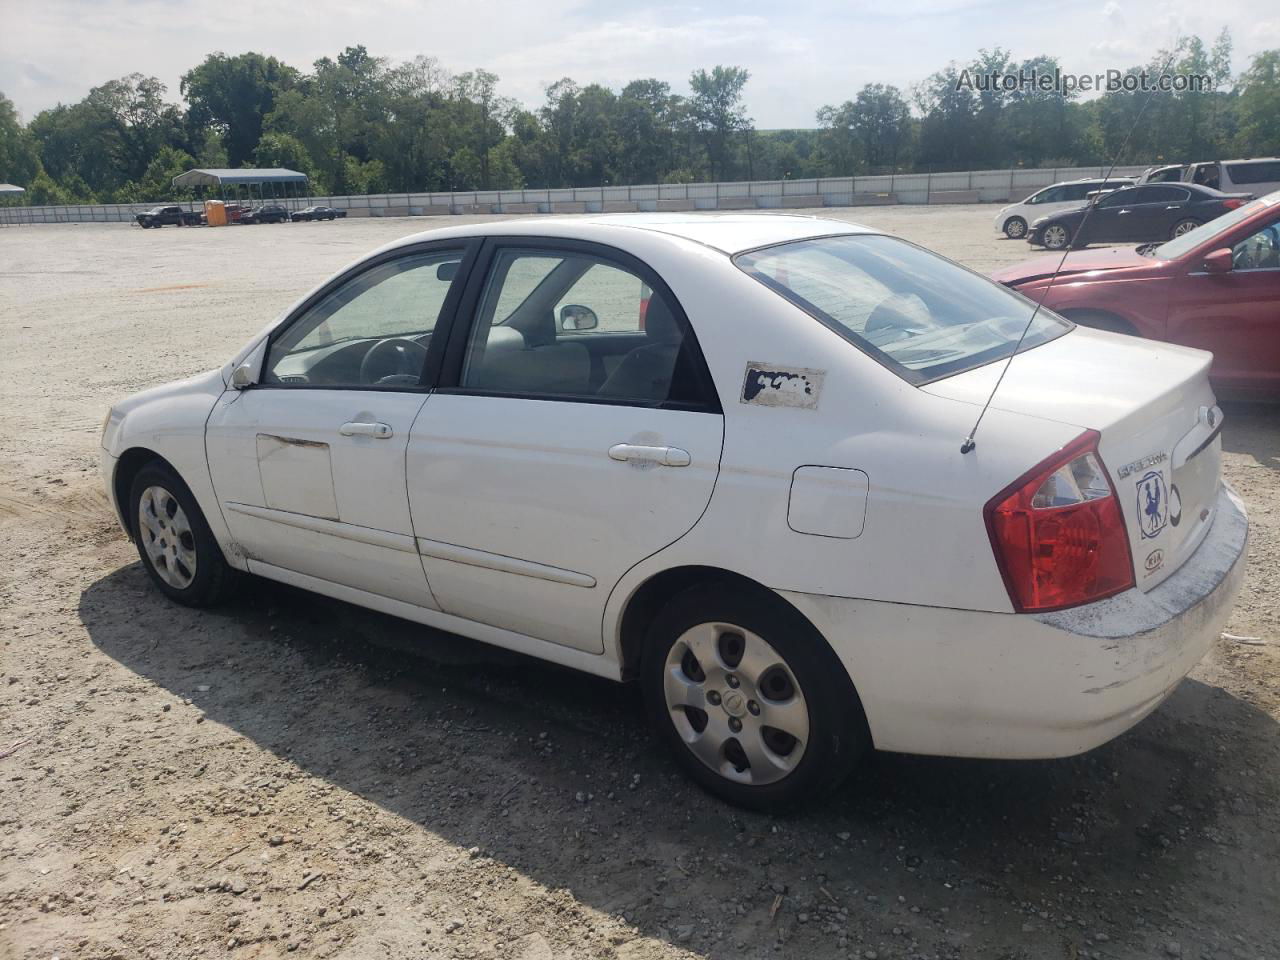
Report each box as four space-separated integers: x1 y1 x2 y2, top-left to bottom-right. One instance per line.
1170 218 1200 239
1003 216 1027 239
1042 223 1072 250
129 462 232 607
641 583 868 810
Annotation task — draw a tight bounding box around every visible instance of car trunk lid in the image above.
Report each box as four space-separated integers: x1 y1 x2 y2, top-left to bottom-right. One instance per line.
925 327 1223 591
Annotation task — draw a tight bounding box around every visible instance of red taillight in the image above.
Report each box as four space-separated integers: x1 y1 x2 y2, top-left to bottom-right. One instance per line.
984 431 1134 613
1222 197 1246 210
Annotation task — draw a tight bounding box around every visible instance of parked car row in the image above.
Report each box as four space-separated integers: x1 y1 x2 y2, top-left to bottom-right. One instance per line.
994 190 1280 399
995 158 1280 250
1026 182 1252 250
134 203 349 228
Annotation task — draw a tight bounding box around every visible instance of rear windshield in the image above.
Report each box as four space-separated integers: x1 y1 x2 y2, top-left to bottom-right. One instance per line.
734 234 1070 383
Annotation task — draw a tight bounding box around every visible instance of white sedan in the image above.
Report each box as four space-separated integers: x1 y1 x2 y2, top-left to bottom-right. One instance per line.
100 214 1248 809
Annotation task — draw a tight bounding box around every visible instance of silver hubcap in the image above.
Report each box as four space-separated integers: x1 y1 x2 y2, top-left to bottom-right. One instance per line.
1006 219 1026 238
1044 225 1068 248
138 486 197 589
663 622 810 786
1173 221 1196 236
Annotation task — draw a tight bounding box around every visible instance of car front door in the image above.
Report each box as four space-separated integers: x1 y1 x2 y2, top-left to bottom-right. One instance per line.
206 241 475 606
406 239 724 654
1167 218 1280 395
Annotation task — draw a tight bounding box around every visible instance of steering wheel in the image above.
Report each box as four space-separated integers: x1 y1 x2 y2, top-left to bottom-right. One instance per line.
359 337 428 385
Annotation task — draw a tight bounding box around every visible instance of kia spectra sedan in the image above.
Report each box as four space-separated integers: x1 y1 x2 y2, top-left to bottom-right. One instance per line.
100 214 1248 809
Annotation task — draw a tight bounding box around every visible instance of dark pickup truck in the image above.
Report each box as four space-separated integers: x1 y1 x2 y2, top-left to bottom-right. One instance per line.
135 205 201 228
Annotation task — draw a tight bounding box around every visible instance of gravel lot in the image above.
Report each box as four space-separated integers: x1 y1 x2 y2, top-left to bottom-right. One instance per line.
1 207 1277 960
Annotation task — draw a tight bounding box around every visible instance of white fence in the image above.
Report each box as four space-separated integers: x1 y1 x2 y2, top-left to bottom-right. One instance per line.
0 164 1149 225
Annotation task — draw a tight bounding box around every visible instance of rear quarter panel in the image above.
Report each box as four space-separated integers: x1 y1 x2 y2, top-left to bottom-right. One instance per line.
597 242 1087 657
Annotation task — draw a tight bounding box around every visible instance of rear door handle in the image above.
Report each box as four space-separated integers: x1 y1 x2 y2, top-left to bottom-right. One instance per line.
340 421 393 439
609 443 691 467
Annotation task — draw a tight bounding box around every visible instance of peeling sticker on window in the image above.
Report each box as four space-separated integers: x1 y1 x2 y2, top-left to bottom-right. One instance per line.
740 363 825 409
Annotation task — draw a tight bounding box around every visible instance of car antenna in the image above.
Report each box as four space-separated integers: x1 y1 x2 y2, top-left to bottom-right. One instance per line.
959 41 1182 455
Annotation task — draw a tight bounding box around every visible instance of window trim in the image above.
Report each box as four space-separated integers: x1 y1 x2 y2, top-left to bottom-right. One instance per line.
433 236 723 414
248 238 481 394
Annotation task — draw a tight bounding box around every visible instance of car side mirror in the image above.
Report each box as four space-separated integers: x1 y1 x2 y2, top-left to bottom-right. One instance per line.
559 304 598 332
231 361 257 389
1202 247 1233 274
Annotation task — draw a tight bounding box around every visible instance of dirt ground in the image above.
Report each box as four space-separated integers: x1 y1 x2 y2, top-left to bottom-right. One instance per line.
1 207 1277 960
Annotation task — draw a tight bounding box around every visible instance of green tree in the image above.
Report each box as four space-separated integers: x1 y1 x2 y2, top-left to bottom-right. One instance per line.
182 53 299 167
0 92 42 188
252 132 315 177
688 66 752 180
1236 49 1280 155
914 64 978 169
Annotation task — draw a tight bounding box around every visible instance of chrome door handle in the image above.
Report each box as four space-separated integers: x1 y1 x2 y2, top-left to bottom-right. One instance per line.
609 443 691 467
340 421 393 439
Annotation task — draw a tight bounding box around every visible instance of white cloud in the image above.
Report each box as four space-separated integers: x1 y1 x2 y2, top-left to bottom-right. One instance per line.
1 0 1275 126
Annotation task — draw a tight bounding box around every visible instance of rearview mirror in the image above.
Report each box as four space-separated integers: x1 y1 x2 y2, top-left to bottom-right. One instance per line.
1202 247 1233 274
436 261 459 282
559 304 599 332
231 361 257 389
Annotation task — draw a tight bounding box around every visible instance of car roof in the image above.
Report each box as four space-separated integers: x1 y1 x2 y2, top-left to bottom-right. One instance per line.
384 213 876 257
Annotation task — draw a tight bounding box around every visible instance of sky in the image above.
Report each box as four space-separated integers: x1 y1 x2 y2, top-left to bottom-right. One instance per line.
3 0 1278 127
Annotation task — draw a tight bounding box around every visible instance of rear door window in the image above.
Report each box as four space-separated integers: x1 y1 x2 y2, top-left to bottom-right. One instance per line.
1226 161 1280 185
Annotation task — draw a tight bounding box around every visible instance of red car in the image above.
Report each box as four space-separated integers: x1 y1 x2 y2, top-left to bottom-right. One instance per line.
992 193 1280 399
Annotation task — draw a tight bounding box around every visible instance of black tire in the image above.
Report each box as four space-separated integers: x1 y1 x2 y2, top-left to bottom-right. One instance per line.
1041 222 1072 251
128 461 232 607
1003 216 1028 239
641 582 869 811
1170 218 1201 240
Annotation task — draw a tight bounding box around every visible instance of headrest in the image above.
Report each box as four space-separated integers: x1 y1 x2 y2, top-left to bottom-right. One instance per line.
645 295 681 342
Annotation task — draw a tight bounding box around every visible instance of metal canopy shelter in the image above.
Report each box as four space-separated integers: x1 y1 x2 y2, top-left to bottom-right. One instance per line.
172 168 308 188
172 168 310 211
0 184 26 225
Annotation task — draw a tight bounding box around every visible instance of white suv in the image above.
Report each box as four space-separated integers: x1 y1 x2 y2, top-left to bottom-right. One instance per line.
1140 159 1280 197
993 178 1133 239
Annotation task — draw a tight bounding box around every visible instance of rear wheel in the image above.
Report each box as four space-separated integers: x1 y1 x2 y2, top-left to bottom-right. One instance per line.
642 583 868 810
129 462 232 607
1003 216 1027 239
1170 218 1200 239
1042 223 1072 250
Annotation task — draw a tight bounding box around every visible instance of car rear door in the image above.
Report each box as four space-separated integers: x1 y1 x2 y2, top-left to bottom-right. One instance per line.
1080 189 1133 242
206 240 476 606
1126 186 1190 240
406 237 724 654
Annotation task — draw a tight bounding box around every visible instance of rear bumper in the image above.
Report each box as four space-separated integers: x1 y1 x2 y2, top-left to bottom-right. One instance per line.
781 482 1249 759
